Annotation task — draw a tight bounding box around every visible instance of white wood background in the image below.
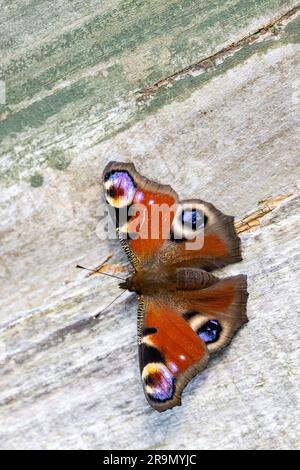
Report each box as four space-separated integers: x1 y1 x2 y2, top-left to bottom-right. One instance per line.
0 1 299 449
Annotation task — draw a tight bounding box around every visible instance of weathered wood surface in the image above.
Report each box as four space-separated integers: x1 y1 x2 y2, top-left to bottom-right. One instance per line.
0 1 299 449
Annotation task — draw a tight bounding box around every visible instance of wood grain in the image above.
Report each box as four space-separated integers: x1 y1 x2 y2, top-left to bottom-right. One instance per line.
0 0 299 449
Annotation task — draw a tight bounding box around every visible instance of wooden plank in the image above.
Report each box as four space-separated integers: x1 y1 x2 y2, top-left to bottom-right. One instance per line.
1 13 299 315
0 0 299 450
0 1 298 182
1 193 299 449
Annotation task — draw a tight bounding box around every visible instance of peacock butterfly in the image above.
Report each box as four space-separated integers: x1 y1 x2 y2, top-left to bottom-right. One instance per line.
102 161 248 412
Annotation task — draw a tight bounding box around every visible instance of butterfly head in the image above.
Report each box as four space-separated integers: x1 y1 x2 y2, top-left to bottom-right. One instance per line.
118 272 149 295
118 274 136 293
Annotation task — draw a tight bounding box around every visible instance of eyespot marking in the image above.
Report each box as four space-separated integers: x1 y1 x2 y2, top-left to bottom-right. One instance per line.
197 320 222 344
183 311 199 320
181 208 206 231
171 202 207 242
104 170 136 208
142 363 175 402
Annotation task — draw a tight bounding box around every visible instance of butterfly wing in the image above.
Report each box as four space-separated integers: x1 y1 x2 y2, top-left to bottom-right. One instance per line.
103 162 241 271
175 273 248 354
138 273 247 411
159 198 242 271
103 161 178 269
138 296 209 412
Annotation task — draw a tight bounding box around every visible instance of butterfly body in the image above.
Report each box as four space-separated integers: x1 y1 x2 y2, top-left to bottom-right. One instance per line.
103 161 248 412
120 267 217 295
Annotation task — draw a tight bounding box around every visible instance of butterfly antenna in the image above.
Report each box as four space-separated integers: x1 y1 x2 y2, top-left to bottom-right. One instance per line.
76 264 126 281
94 289 127 319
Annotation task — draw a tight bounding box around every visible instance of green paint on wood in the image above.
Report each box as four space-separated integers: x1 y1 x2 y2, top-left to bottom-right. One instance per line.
95 13 300 144
48 150 71 171
30 172 44 187
284 11 300 41
0 1 298 186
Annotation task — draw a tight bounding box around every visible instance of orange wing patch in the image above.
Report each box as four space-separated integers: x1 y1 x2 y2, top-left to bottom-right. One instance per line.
185 279 236 315
103 161 178 267
139 298 208 411
144 302 206 374
129 190 176 263
200 234 228 257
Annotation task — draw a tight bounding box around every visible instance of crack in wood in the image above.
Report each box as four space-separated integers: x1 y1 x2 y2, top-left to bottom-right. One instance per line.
235 192 294 233
136 5 300 101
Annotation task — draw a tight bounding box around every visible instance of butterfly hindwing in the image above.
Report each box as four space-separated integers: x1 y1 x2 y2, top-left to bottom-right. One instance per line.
176 273 248 354
138 296 209 412
138 273 247 411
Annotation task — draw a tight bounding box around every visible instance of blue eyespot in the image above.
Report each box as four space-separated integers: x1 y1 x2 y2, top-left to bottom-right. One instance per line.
142 362 175 403
181 208 206 231
197 320 222 344
104 170 136 208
